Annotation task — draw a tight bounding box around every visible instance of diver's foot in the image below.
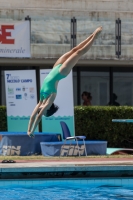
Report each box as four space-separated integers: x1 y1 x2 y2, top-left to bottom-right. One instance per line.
94 26 102 35
96 26 102 34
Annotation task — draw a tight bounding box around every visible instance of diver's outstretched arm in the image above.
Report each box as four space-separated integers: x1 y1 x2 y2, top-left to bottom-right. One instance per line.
28 94 56 138
27 102 42 135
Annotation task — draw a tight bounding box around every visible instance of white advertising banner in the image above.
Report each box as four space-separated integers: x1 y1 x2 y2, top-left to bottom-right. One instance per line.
40 69 75 138
0 21 30 57
5 70 37 131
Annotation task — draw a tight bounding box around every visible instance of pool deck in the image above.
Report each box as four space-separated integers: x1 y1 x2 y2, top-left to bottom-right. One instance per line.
0 157 133 178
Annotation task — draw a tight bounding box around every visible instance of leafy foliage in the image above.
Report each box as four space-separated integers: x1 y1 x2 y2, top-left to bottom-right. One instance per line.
0 106 7 131
74 106 133 148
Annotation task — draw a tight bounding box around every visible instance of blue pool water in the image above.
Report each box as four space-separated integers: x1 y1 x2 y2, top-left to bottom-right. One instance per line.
0 178 133 200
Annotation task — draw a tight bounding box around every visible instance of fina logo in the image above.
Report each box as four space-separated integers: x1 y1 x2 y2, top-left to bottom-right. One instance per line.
6 74 32 83
16 88 21 91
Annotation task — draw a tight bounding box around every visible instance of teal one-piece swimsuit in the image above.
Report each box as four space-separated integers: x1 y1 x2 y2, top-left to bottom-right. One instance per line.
40 64 66 101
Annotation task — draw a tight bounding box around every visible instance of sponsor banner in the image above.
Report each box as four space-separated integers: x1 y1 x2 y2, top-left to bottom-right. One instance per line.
5 70 38 131
0 21 30 57
40 69 75 139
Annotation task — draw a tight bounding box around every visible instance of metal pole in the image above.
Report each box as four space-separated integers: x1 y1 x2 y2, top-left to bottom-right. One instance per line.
25 16 31 69
73 17 77 47
118 18 121 57
109 67 113 105
25 15 31 42
77 67 81 105
35 67 40 103
115 19 118 57
71 18 73 49
71 17 77 49
71 17 79 105
115 18 121 58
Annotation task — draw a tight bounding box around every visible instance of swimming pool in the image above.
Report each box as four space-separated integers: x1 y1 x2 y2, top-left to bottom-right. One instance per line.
0 178 133 200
